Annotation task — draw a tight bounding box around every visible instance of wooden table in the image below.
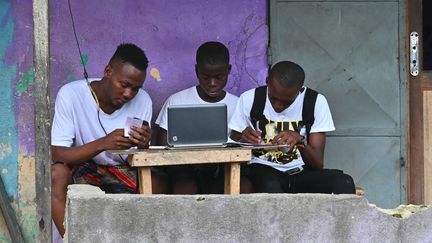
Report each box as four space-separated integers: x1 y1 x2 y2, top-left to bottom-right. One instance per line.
128 147 252 195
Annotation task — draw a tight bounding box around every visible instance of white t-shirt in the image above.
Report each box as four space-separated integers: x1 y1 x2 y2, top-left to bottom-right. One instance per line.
51 79 153 166
229 86 335 172
156 86 238 135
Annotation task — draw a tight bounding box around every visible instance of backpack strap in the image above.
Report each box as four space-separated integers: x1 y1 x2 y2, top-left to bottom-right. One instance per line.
250 86 318 141
250 86 267 129
302 88 318 141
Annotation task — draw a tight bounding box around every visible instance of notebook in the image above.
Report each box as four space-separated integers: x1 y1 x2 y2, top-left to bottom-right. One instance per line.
167 103 228 148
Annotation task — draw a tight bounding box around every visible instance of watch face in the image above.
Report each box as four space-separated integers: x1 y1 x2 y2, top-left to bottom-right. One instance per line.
299 135 306 145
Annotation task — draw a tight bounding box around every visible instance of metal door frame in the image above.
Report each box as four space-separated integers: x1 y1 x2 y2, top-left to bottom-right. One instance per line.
268 0 408 205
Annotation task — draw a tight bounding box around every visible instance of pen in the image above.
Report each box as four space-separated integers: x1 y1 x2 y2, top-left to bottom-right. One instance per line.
247 119 262 144
247 119 256 130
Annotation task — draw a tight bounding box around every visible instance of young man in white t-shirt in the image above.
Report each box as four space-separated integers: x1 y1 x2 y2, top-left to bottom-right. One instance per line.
51 44 168 236
229 61 355 194
156 41 252 194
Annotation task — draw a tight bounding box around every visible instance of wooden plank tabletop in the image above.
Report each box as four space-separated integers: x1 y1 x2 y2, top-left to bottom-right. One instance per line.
129 147 252 167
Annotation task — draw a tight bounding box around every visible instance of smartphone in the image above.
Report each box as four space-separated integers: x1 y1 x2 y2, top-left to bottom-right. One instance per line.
124 117 147 137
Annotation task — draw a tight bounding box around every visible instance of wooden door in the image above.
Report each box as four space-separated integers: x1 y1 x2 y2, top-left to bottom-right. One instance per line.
407 0 432 204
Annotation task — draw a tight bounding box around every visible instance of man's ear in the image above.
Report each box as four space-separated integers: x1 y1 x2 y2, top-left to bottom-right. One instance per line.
104 64 113 78
265 76 269 84
227 64 232 74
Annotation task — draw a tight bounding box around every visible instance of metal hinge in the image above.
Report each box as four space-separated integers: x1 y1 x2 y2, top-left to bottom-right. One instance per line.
410 32 419 76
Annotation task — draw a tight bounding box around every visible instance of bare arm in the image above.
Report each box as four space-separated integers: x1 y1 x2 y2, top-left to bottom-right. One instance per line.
230 130 242 142
230 128 261 144
272 131 325 170
298 132 326 170
51 129 134 166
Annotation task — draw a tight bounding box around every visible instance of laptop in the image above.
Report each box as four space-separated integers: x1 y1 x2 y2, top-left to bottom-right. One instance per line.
105 103 291 153
167 103 228 148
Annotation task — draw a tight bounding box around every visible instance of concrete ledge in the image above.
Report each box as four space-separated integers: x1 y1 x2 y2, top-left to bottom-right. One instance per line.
65 185 432 242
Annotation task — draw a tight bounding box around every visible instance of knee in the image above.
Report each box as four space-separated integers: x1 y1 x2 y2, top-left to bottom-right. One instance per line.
249 165 283 193
332 173 355 194
51 163 72 197
51 163 72 184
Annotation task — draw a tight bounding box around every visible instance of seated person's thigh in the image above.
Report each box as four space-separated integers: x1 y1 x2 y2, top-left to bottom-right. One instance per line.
73 162 138 194
292 169 355 194
249 163 285 193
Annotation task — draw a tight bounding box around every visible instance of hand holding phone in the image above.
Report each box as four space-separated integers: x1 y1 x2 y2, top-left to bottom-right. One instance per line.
124 117 144 137
125 117 151 148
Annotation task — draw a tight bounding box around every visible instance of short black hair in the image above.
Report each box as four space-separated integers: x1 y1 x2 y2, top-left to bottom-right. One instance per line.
196 41 230 66
109 43 149 71
269 61 305 87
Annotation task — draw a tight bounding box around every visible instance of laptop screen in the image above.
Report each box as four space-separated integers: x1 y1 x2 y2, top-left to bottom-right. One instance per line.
167 104 228 147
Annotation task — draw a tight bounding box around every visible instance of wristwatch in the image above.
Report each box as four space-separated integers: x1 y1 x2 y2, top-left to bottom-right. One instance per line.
299 135 306 145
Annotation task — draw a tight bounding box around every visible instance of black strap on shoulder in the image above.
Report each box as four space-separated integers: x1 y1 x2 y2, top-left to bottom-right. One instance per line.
250 86 267 129
250 86 318 140
302 88 318 140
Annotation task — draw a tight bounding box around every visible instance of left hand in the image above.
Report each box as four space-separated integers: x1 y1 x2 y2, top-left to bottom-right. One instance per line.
272 130 303 148
128 123 151 148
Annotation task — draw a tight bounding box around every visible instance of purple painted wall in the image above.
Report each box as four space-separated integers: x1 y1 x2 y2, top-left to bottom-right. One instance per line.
50 0 269 122
1 1 268 240
11 0 34 155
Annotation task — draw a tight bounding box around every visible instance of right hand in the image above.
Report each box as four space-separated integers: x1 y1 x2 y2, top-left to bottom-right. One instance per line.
101 129 134 150
240 127 262 144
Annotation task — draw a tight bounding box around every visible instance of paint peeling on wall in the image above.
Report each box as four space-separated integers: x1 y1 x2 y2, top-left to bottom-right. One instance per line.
18 152 35 204
67 74 77 81
0 151 38 243
17 151 36 242
0 143 12 160
16 68 34 95
80 53 88 67
0 0 35 241
0 0 19 199
150 67 161 82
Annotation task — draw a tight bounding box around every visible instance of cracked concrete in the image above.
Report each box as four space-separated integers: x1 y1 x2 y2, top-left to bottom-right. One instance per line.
65 185 432 243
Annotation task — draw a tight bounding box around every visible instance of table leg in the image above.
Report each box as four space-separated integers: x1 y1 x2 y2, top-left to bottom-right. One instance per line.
224 162 241 195
138 167 152 194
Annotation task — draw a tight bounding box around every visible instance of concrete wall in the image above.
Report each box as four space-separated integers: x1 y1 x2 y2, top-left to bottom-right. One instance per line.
65 185 432 243
0 1 267 241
